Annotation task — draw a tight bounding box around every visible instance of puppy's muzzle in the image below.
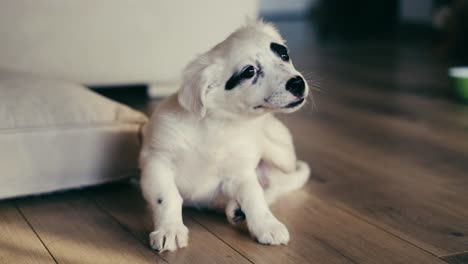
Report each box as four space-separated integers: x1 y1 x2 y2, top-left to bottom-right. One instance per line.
286 76 306 97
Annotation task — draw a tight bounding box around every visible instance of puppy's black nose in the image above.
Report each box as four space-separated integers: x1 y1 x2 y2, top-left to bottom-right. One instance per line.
286 76 305 97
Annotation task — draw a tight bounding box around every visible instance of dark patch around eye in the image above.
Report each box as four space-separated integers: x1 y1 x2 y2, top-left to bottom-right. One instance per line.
225 71 243 90
225 65 255 90
270 42 289 62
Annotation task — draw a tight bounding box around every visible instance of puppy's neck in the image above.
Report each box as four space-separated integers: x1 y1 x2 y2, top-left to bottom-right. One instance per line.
204 109 268 123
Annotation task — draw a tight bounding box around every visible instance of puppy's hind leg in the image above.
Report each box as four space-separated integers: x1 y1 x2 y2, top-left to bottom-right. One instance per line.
260 115 310 203
225 161 310 226
140 158 188 252
261 160 310 204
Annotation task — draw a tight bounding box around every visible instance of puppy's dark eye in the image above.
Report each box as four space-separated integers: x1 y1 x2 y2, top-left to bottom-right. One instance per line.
240 65 255 79
270 43 289 62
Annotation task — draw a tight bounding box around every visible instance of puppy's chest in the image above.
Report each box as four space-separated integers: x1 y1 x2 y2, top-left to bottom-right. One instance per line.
181 132 260 170
173 129 260 201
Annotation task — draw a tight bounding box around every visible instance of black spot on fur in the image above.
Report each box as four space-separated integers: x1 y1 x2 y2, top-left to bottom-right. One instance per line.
270 42 289 62
225 65 255 90
225 71 243 90
232 208 246 224
157 198 163 204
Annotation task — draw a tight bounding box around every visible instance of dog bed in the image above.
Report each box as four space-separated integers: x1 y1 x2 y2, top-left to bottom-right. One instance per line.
0 70 148 199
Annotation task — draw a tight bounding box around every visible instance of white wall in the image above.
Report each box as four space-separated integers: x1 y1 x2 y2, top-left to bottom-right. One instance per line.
0 0 257 86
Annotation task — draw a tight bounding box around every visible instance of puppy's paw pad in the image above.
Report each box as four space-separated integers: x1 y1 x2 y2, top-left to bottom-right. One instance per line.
250 219 289 245
149 224 189 252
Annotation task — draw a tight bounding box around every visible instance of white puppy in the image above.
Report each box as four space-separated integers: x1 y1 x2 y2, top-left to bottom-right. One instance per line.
140 21 310 252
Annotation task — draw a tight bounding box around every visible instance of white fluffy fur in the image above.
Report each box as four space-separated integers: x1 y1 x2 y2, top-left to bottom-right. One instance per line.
140 21 310 252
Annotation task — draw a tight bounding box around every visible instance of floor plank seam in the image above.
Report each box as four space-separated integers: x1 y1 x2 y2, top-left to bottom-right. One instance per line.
440 251 468 264
439 251 468 258
439 258 455 264
187 214 256 264
439 251 468 259
13 201 59 264
312 236 360 264
316 197 443 259
89 196 170 264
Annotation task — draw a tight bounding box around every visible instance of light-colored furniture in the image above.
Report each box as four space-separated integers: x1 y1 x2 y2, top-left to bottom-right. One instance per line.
0 70 147 199
0 1 258 95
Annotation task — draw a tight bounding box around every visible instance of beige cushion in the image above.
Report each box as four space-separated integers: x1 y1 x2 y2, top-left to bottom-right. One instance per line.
0 70 148 199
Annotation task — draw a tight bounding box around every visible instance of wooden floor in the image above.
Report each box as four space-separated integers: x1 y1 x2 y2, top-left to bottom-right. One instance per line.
2 20 468 264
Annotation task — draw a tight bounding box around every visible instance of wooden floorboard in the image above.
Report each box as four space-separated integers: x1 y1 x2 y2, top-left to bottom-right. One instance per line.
188 188 446 264
313 93 468 192
88 181 252 264
15 193 166 264
0 202 56 264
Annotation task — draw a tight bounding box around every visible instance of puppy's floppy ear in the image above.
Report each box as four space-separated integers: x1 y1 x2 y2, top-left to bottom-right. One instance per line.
178 55 216 117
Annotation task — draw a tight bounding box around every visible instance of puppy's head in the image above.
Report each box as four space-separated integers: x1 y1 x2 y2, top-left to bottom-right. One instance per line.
178 21 308 118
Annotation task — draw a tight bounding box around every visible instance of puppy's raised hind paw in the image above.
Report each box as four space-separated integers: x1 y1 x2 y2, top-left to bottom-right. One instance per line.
149 223 189 252
226 201 246 226
231 208 246 225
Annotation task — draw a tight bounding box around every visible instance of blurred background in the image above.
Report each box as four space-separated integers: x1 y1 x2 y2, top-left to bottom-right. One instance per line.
259 0 468 103
1 0 467 102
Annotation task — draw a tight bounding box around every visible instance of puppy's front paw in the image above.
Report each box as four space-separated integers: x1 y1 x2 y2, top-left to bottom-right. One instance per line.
149 223 189 252
249 218 289 245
